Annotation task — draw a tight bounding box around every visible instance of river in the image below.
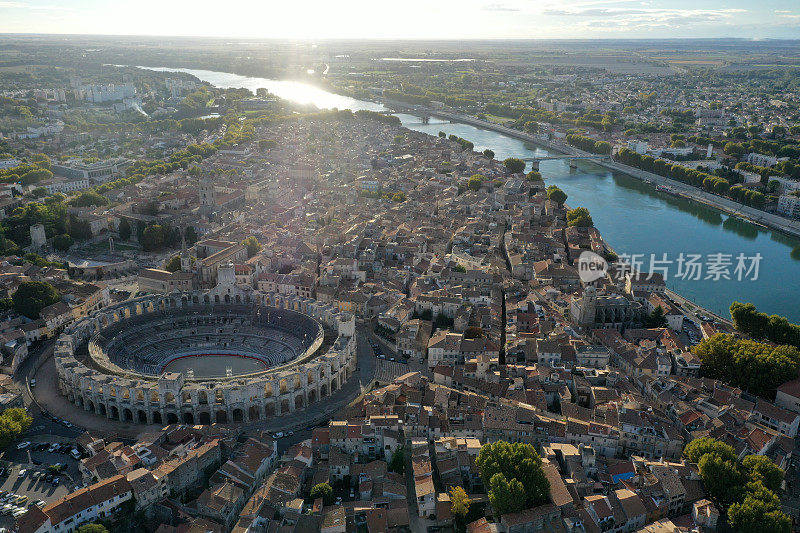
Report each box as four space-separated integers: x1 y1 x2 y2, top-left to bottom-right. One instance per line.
140 66 800 322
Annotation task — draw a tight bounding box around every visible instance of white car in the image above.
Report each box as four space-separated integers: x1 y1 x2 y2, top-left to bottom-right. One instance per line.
29 379 36 388
16 442 30 450
18 470 26 478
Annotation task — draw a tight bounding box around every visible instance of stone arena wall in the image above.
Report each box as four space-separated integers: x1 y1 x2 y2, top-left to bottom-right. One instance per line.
54 290 357 425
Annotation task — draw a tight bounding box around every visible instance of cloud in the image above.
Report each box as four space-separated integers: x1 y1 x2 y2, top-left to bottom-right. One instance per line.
774 10 800 19
482 3 519 11
0 1 71 10
540 6 747 31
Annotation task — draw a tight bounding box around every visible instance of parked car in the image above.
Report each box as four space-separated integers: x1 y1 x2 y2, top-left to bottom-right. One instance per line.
15 442 30 450
29 379 36 388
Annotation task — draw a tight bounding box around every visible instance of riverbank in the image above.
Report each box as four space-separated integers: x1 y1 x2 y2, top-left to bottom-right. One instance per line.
387 101 800 240
133 66 800 322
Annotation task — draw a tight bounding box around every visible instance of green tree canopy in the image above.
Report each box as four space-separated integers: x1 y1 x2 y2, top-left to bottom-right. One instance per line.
310 482 334 505
698 452 746 506
730 302 800 350
566 207 593 227
503 158 526 174
742 455 784 493
242 236 262 258
645 305 667 328
12 281 60 319
477 441 550 514
118 218 132 241
77 524 110 533
449 485 472 521
728 482 791 533
53 233 73 252
69 190 109 208
165 255 182 273
483 149 495 160
526 170 543 182
692 333 800 398
0 408 32 450
684 437 738 464
546 185 568 207
388 447 405 475
487 472 527 516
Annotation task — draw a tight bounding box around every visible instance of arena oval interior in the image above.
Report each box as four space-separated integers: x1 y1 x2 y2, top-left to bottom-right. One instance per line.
54 287 357 426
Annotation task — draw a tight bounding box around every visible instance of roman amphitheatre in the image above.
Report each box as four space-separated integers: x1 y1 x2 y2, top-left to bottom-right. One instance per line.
53 289 357 426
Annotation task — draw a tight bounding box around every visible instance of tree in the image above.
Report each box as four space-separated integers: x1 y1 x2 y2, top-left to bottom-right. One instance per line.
449 486 472 522
140 224 167 251
0 408 33 450
730 302 800 350
742 455 784 493
487 472 526 516
503 158 526 174
77 525 109 533
698 452 745 506
242 236 262 258
728 482 791 533
310 482 334 505
646 306 667 328
468 176 483 192
184 225 198 245
477 441 550 511
165 255 182 273
388 447 405 475
526 170 543 182
684 437 737 464
69 190 109 207
464 327 483 339
30 187 47 198
483 149 495 160
546 185 567 207
692 334 800 398
566 207 593 227
12 281 60 319
53 233 73 252
118 218 132 241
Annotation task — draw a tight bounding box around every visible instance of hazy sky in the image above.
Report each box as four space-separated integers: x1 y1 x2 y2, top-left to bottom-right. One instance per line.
0 0 798 40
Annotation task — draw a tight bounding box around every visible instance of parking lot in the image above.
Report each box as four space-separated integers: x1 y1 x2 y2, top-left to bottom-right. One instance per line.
0 456 72 530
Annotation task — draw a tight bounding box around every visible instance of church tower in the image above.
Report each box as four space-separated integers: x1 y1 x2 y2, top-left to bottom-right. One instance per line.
199 176 215 215
180 232 192 273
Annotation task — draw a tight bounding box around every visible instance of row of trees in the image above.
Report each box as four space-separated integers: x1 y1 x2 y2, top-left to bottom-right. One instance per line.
565 134 612 155
615 147 766 208
693 333 800 398
730 302 800 349
683 437 790 533
448 134 474 151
